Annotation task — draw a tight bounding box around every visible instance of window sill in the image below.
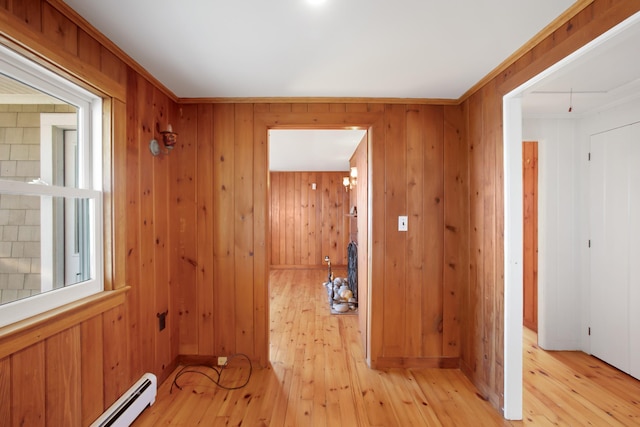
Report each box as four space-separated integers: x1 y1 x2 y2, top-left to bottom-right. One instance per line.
0 287 129 359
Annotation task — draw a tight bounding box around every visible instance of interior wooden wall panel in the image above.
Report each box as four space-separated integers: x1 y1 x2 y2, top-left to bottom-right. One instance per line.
80 316 104 426
382 104 408 358
523 141 538 331
153 86 172 375
234 103 256 355
0 0 637 422
45 327 81 426
172 103 198 356
213 103 237 356
418 105 445 357
443 104 468 359
270 171 350 267
196 104 215 356
0 356 9 422
252 103 269 367
102 305 129 409
124 67 143 380
138 70 157 380
11 342 45 426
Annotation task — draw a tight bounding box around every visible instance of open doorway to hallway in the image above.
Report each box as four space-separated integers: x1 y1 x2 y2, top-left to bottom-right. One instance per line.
267 128 369 359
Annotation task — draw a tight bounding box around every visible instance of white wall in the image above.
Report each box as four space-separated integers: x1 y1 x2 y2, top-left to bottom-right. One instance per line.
523 96 640 352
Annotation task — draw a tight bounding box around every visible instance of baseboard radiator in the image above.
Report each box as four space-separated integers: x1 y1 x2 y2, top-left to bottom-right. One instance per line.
91 373 157 427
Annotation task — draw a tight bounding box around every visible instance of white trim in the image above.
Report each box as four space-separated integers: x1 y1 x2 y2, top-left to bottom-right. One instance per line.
503 96 523 419
0 43 104 328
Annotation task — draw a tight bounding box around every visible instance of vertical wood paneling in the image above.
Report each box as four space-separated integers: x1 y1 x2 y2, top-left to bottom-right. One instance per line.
11 342 45 426
294 173 302 262
308 172 318 264
112 98 128 289
420 105 445 356
196 104 214 355
443 104 468 358
81 316 104 426
300 172 310 264
523 141 538 332
125 67 143 379
0 0 636 423
46 327 81 427
153 87 172 374
270 172 281 265
481 82 497 400
467 90 484 382
173 104 198 356
235 103 255 355
213 103 236 355
369 109 386 366
405 105 426 356
252 108 269 366
103 305 129 408
383 104 407 357
0 357 9 422
136 72 156 380
285 174 295 264
270 171 350 267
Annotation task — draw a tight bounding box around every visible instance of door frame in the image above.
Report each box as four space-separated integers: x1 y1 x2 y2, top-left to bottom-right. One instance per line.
502 13 640 420
257 110 383 365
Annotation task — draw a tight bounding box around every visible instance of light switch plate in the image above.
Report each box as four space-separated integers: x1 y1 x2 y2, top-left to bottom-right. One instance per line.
398 215 408 231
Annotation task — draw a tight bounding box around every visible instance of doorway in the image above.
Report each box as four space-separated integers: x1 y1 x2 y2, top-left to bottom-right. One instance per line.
267 127 370 358
502 11 640 419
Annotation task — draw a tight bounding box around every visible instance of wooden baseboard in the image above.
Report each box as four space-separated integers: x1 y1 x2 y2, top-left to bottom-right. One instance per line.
372 357 459 369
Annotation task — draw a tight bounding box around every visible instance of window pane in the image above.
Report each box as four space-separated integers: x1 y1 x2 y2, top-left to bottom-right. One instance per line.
0 194 92 305
0 73 78 186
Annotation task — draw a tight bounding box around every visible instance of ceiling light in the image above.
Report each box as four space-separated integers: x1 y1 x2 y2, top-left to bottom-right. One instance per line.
307 0 326 6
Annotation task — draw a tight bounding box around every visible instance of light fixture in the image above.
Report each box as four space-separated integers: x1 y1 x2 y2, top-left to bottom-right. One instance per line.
150 123 178 156
343 166 358 191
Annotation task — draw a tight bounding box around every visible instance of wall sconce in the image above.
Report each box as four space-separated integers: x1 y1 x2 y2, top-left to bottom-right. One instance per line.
150 124 178 156
343 166 358 191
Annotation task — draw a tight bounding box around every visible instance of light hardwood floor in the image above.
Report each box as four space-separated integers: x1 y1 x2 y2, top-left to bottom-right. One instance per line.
134 269 640 426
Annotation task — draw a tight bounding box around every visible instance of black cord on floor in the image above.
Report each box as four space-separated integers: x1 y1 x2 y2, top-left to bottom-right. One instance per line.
170 353 252 394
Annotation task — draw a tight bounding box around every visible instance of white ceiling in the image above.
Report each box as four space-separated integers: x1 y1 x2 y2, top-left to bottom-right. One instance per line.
521 13 640 117
58 1 640 169
269 129 366 171
63 0 575 99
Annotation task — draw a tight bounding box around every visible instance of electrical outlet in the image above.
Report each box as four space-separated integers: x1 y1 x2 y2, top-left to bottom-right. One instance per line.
157 311 167 331
217 356 227 366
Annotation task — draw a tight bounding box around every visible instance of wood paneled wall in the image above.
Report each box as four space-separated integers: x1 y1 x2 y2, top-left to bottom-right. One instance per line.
0 1 179 425
270 171 350 267
459 0 640 413
174 103 467 369
0 0 638 423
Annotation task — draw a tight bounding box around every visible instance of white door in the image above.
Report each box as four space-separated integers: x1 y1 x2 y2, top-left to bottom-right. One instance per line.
590 122 640 379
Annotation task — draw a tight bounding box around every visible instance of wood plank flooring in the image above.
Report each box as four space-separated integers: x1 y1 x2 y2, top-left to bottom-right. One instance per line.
134 269 640 426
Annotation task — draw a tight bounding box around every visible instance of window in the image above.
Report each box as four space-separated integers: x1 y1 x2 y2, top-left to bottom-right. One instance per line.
0 44 103 327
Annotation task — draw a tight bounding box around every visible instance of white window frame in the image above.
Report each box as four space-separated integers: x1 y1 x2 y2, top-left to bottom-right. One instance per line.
0 44 103 328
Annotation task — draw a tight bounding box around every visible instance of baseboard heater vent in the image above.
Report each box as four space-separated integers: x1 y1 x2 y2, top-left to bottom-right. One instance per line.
91 373 157 427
